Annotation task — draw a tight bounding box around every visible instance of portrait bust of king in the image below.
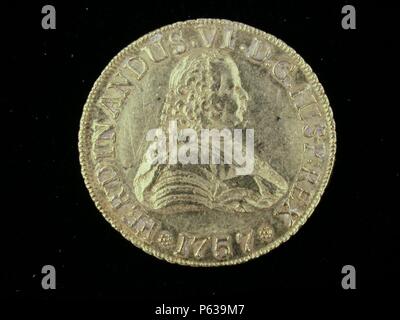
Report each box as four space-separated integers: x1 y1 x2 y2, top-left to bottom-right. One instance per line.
133 49 288 213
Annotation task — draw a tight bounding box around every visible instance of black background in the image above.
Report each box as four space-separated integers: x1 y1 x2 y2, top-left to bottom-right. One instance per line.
2 0 397 309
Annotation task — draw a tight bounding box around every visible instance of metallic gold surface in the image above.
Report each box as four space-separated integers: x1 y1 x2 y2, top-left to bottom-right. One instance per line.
79 19 336 266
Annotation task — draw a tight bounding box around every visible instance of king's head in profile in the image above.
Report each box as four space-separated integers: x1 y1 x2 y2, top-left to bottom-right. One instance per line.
133 49 288 213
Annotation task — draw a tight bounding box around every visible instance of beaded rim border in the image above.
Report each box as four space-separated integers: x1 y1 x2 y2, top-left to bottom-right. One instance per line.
78 18 336 267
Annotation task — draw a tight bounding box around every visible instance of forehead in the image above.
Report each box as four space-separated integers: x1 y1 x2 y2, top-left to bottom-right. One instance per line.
218 58 241 84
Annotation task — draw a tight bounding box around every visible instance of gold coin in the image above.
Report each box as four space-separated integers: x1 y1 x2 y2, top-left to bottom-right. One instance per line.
79 19 336 266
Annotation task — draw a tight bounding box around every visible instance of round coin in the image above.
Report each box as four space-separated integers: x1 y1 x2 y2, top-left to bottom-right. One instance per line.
79 19 336 266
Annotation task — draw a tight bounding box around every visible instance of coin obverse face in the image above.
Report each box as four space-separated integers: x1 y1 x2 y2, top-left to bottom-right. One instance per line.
79 19 336 266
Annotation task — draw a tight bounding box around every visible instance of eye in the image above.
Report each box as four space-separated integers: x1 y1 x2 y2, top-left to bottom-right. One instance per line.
234 85 242 92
